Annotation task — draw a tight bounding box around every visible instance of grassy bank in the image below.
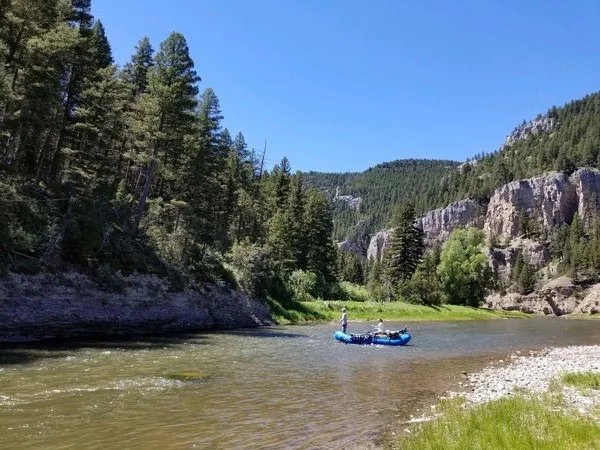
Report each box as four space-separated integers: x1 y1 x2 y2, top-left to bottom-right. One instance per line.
388 395 600 449
265 297 528 324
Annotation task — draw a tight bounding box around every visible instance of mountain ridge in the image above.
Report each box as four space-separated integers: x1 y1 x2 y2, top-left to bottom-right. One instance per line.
305 90 600 244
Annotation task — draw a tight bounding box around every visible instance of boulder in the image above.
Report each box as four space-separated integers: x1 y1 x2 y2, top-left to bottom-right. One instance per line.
484 292 554 315
484 276 580 316
574 284 600 315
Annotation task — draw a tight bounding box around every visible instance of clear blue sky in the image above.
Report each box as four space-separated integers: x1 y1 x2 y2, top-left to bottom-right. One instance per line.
92 0 600 173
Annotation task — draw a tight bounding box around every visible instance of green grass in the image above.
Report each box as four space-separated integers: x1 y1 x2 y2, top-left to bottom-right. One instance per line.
562 372 600 390
266 299 528 324
389 396 600 450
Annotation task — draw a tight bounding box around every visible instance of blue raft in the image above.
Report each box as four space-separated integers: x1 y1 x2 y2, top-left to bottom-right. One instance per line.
334 330 411 346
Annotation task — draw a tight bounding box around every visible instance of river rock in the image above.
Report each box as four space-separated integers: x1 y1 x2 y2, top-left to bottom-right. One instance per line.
462 346 600 414
0 272 274 342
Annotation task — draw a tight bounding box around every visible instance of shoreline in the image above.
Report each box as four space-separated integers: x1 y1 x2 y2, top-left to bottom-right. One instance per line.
462 345 600 412
394 344 600 446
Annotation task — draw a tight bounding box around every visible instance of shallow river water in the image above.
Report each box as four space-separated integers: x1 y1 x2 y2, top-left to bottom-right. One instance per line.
2 317 600 449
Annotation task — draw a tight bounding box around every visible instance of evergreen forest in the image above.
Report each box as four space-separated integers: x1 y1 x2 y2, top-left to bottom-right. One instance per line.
4 0 600 309
0 0 337 300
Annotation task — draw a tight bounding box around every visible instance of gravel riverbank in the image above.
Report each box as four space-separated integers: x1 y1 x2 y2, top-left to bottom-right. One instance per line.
461 345 600 415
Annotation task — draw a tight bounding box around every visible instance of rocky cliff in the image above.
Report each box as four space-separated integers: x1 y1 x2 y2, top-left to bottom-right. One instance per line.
367 168 600 262
334 187 362 211
484 169 600 239
504 116 556 147
367 198 486 261
0 272 273 342
487 238 550 284
337 240 365 257
484 172 577 238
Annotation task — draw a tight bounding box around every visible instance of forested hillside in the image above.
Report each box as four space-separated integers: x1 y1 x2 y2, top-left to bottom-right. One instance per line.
307 92 600 243
0 0 337 299
304 159 459 245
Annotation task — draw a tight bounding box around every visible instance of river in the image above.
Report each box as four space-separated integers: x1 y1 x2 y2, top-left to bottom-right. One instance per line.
2 318 600 449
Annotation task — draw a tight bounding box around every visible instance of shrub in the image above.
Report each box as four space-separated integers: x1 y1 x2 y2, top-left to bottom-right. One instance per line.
398 270 443 305
288 270 318 301
226 242 274 297
336 281 372 302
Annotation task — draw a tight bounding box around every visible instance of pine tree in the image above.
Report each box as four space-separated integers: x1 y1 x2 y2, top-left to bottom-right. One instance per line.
272 157 292 211
48 0 96 184
134 32 200 225
518 257 536 294
287 172 307 269
518 208 533 238
384 203 425 286
90 20 113 70
267 209 295 274
0 0 80 171
183 87 227 247
69 65 130 189
122 36 154 96
512 250 524 287
305 189 337 284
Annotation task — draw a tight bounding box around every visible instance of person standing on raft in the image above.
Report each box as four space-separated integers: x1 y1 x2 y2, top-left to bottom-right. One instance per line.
339 308 348 333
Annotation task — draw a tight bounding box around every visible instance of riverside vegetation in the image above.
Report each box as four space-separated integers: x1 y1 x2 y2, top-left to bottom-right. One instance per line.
5 1 600 326
0 0 532 326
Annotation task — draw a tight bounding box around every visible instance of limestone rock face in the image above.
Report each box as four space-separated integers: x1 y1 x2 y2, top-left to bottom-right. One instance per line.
365 169 600 270
417 199 486 245
337 240 365 257
485 292 554 315
367 230 390 261
504 116 556 147
0 272 274 342
487 238 550 284
367 199 485 261
484 172 578 239
334 186 362 211
484 276 579 316
569 168 600 223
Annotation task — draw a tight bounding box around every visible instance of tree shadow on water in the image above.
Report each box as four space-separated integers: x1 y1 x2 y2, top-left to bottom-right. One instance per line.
221 328 307 339
0 333 208 366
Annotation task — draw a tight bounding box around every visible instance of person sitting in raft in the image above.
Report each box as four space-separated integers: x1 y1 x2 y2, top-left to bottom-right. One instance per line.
372 319 386 336
339 308 348 334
